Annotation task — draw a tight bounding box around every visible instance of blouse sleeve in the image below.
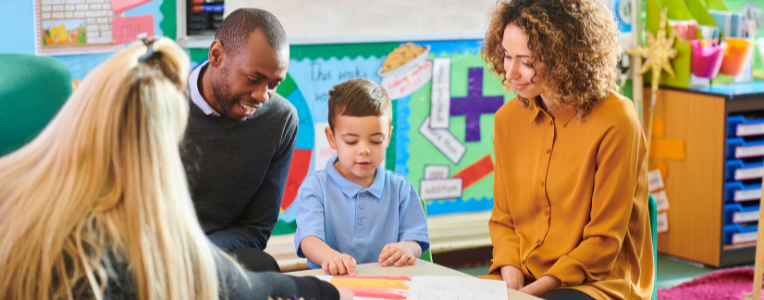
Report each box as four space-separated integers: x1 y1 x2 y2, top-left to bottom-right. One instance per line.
543 114 644 286
487 127 523 275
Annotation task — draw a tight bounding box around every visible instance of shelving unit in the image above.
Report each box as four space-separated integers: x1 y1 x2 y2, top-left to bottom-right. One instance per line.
646 81 764 267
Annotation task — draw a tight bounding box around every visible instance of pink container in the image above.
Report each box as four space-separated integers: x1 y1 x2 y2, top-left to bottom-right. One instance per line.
691 40 726 78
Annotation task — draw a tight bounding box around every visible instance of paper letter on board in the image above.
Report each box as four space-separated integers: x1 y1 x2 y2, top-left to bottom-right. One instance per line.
111 15 154 44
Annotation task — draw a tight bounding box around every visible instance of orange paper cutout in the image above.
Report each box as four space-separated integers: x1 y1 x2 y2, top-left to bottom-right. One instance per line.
649 139 686 160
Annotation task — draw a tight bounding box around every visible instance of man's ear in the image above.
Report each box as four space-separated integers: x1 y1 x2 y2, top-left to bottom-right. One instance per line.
325 126 337 150
208 40 225 68
388 126 394 141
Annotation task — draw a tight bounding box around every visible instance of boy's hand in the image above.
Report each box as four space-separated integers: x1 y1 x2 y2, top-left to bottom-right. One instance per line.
378 242 416 267
322 253 356 276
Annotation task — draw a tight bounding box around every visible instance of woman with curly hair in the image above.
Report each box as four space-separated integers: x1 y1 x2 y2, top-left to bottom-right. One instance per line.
482 0 654 299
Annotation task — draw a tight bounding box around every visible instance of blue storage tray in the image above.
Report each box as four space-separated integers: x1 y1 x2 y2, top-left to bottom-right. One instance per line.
725 182 762 202
724 203 760 224
725 159 764 181
729 115 764 137
727 138 764 158
724 224 758 244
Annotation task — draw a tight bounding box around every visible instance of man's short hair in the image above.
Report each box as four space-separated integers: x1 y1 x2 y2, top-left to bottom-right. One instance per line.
327 78 392 130
215 8 288 57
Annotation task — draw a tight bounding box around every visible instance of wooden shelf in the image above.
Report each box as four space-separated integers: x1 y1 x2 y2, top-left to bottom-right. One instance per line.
723 241 757 250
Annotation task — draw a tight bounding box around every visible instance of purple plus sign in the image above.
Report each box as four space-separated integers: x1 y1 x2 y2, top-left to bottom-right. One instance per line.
450 68 505 142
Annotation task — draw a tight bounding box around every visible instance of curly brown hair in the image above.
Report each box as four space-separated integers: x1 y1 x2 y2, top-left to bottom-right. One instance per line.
482 0 620 117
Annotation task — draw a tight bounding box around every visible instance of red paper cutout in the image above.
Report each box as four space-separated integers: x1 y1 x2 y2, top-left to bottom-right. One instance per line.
452 154 494 189
281 149 313 210
111 15 154 44
110 0 152 15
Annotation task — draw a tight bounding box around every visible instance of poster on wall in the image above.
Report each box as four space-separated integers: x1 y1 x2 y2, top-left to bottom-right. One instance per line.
33 0 124 55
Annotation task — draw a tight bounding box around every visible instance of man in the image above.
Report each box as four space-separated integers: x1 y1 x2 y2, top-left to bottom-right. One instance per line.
181 8 295 271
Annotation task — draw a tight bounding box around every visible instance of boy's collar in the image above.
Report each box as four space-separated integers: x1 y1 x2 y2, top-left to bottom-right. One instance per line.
325 156 386 199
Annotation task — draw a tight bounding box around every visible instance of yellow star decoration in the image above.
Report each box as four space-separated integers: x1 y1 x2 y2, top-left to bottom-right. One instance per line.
626 8 677 98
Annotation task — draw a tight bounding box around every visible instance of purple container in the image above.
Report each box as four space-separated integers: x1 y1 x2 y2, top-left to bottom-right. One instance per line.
692 40 726 78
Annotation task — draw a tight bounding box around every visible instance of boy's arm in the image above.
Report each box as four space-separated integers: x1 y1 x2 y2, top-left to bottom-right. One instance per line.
294 174 355 275
379 179 430 267
396 180 430 253
301 237 356 275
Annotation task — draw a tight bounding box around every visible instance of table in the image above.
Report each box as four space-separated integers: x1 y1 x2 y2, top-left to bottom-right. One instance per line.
287 259 542 300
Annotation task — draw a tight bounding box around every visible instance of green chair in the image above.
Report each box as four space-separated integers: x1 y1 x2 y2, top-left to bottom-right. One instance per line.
420 198 433 262
0 54 72 156
648 194 658 300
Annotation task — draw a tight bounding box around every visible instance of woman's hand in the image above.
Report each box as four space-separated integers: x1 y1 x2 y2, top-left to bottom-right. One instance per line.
336 286 355 300
500 265 525 290
518 275 561 296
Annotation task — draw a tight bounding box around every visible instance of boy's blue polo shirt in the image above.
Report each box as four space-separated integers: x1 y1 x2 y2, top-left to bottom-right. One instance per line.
294 156 430 269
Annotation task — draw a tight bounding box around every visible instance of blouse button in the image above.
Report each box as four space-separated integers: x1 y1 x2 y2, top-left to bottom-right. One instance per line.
545 149 550 154
536 239 541 244
550 121 553 126
521 259 525 265
540 181 545 187
544 210 549 216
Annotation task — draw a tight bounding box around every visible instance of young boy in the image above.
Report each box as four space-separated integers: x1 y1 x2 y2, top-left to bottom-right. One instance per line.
294 78 430 275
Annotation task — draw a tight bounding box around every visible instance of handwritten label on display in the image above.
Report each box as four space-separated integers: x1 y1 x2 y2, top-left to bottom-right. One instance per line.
735 188 761 202
735 166 763 180
429 58 451 129
736 145 764 158
647 169 664 192
734 211 760 223
652 190 670 211
420 178 463 200
419 117 466 164
424 165 450 179
657 212 669 233
737 123 764 136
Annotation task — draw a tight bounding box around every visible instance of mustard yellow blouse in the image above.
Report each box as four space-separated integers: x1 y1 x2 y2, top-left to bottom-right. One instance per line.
489 91 654 300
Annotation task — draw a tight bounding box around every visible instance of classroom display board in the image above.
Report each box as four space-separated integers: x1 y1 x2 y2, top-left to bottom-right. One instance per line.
262 40 515 235
33 0 157 55
223 0 494 44
33 0 123 55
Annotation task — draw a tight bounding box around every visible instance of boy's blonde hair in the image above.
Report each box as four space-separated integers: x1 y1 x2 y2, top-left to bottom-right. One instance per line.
327 78 392 130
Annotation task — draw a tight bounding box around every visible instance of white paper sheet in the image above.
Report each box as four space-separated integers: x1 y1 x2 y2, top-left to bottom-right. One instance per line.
407 276 508 300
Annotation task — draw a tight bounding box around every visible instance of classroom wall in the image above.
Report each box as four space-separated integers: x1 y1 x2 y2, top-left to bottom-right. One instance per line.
16 0 753 238
2 0 171 79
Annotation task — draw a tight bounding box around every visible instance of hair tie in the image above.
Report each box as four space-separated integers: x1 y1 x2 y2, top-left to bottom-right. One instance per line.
138 34 160 63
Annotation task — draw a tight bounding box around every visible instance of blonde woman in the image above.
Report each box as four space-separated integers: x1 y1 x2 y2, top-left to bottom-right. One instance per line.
0 37 351 300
